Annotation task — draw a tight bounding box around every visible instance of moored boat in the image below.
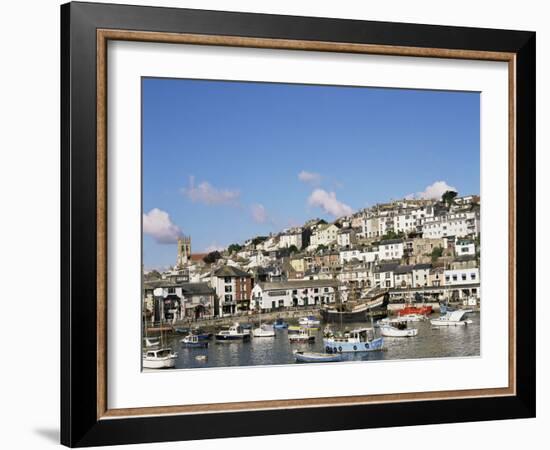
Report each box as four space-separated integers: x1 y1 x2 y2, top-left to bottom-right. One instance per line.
215 323 251 341
397 304 433 316
288 328 315 343
181 334 209 348
298 316 321 327
294 351 342 363
323 328 384 353
379 322 418 337
430 309 473 326
273 318 288 329
142 348 178 369
252 324 276 338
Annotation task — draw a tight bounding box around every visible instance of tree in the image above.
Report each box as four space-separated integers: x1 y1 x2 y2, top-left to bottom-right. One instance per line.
228 243 242 254
203 251 222 264
144 270 161 281
287 245 299 254
252 236 268 247
431 246 443 262
380 230 404 241
441 190 458 207
316 244 328 253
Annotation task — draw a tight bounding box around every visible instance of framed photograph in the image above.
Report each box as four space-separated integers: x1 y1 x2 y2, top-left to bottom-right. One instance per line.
61 1 536 447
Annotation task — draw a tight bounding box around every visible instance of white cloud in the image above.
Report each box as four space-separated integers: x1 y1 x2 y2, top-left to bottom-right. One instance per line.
204 243 226 253
407 181 457 200
250 203 268 223
298 170 321 186
182 176 240 206
143 208 183 244
307 189 353 217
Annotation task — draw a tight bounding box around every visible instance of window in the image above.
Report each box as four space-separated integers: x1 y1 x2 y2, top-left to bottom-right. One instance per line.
453 275 458 281
167 287 175 294
314 288 319 293
471 273 477 280
445 275 450 282
224 295 233 302
462 274 467 281
292 289 297 295
385 273 391 279
324 288 329 293
224 285 232 293
224 277 232 283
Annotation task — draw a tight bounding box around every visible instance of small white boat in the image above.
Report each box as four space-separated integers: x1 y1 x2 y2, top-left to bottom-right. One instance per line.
253 324 276 338
294 350 342 363
379 322 418 337
180 334 208 347
298 316 321 327
142 348 178 369
144 337 160 347
431 309 473 326
288 328 315 343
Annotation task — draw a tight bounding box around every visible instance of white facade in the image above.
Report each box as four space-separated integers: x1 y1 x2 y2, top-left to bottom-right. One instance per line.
455 240 476 256
279 231 303 249
423 211 480 238
337 229 356 247
378 240 404 261
252 281 337 310
444 268 480 286
310 224 340 247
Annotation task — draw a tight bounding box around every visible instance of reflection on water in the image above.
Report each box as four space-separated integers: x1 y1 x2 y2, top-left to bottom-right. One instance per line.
158 312 480 370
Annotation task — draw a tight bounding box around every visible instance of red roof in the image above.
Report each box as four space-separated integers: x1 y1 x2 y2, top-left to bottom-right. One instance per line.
190 253 207 262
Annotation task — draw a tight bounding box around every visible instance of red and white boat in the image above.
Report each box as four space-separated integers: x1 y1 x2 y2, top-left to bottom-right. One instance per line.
397 304 433 316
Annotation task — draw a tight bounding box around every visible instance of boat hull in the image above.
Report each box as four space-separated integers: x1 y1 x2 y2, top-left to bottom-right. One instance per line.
181 342 208 348
380 326 418 337
215 334 251 341
430 319 472 326
294 351 342 363
323 337 384 353
142 357 176 369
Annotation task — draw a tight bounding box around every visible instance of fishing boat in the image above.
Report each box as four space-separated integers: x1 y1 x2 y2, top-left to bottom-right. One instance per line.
323 328 384 353
397 303 433 316
144 336 160 348
294 351 342 363
298 316 321 327
379 322 418 337
431 309 473 326
142 348 178 369
273 318 288 329
215 323 251 341
320 291 389 323
253 324 276 338
181 334 209 348
287 325 302 334
288 328 315 343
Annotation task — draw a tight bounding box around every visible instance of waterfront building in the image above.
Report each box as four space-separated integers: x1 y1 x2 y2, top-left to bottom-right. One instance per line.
212 266 253 316
423 210 480 239
394 265 414 289
412 263 432 287
279 228 304 250
444 268 480 286
144 280 215 322
429 266 445 287
455 239 476 256
252 279 338 310
373 262 400 288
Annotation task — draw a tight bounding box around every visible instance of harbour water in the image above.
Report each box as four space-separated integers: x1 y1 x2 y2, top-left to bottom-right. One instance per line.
150 312 480 370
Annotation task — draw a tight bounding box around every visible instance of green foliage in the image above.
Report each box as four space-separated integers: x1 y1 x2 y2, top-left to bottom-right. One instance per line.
316 244 328 253
252 236 268 246
441 190 458 207
380 230 404 241
203 251 222 264
431 246 443 262
287 245 299 254
144 270 161 281
228 243 242 254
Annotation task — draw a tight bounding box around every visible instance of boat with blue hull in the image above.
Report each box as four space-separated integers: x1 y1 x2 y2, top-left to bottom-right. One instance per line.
215 323 251 342
181 334 209 348
323 328 384 353
273 318 288 329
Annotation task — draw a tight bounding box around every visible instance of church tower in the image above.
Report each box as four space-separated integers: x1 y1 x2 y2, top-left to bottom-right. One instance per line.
176 235 191 268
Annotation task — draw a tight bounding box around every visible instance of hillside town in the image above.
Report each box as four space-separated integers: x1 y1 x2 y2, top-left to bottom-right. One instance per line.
143 191 480 325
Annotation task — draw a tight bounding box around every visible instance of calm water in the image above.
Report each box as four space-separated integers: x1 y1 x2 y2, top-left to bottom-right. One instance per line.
153 312 480 370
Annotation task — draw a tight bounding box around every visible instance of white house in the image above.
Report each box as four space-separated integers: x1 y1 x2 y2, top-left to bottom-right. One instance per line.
455 239 476 256
279 229 303 249
444 268 480 286
373 262 399 288
423 211 480 239
337 228 356 248
378 239 404 261
412 263 431 287
251 279 338 310
310 223 340 247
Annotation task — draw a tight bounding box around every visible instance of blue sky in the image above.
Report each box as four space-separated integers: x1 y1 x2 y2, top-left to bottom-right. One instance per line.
142 78 479 270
